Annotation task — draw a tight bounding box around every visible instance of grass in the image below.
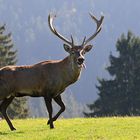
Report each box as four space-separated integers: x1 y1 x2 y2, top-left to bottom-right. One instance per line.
0 117 140 140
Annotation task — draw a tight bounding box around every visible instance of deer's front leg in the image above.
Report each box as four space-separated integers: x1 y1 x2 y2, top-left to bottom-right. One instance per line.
44 96 54 129
47 95 65 125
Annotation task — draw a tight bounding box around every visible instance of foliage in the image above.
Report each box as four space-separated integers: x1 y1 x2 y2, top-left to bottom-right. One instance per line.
0 118 140 140
0 25 17 66
7 97 29 119
0 24 29 118
85 31 140 117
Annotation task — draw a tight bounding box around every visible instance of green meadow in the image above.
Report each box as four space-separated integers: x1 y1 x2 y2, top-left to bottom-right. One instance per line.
0 117 140 140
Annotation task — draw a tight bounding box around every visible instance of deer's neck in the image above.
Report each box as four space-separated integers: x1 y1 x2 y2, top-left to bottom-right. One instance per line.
61 56 82 86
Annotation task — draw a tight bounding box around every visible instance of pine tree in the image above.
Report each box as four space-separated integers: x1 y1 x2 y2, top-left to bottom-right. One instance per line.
0 24 29 118
84 31 140 117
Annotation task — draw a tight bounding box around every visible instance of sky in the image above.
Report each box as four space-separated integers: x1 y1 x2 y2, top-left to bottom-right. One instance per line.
0 0 140 104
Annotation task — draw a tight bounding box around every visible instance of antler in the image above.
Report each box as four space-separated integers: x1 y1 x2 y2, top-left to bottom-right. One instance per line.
83 13 104 46
48 14 74 46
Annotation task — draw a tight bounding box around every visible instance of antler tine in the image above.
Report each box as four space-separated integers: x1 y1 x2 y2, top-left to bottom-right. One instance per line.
81 36 86 46
89 13 104 32
48 14 72 46
84 13 104 46
70 35 74 47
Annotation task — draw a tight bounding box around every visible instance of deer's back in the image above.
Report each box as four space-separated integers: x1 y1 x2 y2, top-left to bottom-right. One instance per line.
0 60 67 98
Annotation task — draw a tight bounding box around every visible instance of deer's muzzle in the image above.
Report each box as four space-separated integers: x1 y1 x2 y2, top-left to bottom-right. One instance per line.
77 57 85 65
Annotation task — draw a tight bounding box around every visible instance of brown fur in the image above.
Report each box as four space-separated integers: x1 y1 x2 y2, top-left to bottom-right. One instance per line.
0 55 82 131
0 56 81 100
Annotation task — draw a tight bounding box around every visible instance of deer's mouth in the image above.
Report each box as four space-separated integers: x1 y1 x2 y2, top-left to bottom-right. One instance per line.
77 61 83 66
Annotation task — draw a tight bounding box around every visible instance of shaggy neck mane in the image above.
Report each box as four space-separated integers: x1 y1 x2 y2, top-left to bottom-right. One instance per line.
60 56 82 85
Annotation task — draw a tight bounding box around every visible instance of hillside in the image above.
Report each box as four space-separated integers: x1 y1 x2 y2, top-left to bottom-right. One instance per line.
0 1 140 104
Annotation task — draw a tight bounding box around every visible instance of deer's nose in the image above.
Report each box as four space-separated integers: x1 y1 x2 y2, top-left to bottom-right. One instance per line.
77 57 85 64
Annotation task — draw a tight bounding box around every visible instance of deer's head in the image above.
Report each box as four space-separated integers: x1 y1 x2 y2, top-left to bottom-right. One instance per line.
48 13 104 68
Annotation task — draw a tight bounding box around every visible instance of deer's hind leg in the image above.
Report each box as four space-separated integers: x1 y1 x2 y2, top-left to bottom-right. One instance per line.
0 96 15 131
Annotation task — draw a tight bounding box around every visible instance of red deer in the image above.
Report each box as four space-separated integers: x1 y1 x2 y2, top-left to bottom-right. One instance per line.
0 13 104 130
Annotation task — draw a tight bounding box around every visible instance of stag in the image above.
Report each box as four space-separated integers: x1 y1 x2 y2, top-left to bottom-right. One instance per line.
0 13 104 130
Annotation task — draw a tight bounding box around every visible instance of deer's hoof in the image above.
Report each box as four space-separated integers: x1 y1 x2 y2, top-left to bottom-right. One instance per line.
50 123 54 129
11 127 16 131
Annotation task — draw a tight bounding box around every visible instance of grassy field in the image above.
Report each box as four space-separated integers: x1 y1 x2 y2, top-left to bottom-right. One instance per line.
0 117 140 140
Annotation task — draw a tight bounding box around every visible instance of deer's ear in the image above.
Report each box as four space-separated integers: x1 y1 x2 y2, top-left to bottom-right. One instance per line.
63 44 71 53
83 45 93 53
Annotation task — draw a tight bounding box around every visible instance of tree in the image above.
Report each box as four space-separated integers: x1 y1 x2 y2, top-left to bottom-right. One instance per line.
84 31 140 117
0 24 29 118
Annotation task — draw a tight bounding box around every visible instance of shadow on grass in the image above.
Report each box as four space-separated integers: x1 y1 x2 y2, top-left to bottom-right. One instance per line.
0 132 9 135
0 131 24 135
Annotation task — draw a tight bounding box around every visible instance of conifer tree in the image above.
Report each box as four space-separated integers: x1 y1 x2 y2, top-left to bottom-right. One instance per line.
84 31 140 116
0 24 29 118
